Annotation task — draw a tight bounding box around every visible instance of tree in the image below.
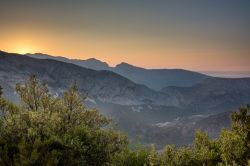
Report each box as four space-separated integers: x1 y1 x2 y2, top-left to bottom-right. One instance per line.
193 130 220 165
232 105 250 138
0 75 128 166
0 75 250 165
16 75 52 112
211 106 250 165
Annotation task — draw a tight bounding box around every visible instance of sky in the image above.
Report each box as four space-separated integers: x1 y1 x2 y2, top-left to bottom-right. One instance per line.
0 0 250 72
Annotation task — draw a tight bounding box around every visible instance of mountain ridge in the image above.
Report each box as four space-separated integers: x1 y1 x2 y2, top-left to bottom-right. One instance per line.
1 50 250 146
27 53 209 90
0 51 173 106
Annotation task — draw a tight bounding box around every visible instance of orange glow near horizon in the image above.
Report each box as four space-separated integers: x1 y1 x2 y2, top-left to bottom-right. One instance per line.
0 1 249 73
1 41 249 72
0 30 249 72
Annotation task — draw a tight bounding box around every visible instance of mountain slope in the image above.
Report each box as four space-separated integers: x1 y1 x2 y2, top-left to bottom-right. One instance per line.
0 51 170 106
161 77 250 114
113 62 209 90
27 53 110 71
1 51 250 147
28 53 209 90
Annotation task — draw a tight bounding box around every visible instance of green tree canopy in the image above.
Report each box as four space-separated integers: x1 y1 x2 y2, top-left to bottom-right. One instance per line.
0 76 128 166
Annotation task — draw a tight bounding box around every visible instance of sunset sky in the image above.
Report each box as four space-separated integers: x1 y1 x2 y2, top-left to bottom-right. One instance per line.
1 0 250 72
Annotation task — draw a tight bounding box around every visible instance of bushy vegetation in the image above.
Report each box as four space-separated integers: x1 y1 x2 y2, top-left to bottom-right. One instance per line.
0 76 249 166
0 76 127 165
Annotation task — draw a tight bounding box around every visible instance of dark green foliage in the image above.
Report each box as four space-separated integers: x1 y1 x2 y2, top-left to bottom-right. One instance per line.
0 76 249 165
0 76 128 166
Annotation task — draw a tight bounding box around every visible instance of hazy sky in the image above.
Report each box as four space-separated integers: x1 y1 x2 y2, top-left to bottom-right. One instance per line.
1 0 250 71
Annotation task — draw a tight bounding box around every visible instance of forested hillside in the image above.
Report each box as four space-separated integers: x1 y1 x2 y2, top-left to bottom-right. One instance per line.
0 76 249 165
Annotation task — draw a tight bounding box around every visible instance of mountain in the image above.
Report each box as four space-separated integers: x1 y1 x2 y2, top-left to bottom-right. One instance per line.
1 50 250 147
0 51 171 106
89 101 233 147
143 111 232 147
161 77 250 114
27 53 209 90
27 53 109 70
112 62 209 90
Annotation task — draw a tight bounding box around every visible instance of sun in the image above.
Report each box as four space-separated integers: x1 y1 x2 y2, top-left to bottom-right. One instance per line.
15 46 36 54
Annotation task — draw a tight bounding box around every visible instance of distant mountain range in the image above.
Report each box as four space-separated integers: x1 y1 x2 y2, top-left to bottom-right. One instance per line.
27 53 209 90
1 50 250 147
161 77 250 114
1 51 170 106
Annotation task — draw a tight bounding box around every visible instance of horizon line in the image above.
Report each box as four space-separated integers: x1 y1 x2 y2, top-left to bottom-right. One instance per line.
1 49 250 75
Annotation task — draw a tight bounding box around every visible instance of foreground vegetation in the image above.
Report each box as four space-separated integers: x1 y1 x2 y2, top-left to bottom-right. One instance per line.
0 76 249 166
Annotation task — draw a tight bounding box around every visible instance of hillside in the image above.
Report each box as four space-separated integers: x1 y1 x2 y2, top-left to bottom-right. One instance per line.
161 77 250 114
28 53 209 90
1 51 250 146
0 51 170 106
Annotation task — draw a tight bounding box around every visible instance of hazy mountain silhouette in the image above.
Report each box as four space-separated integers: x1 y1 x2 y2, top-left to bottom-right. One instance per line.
27 53 209 90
